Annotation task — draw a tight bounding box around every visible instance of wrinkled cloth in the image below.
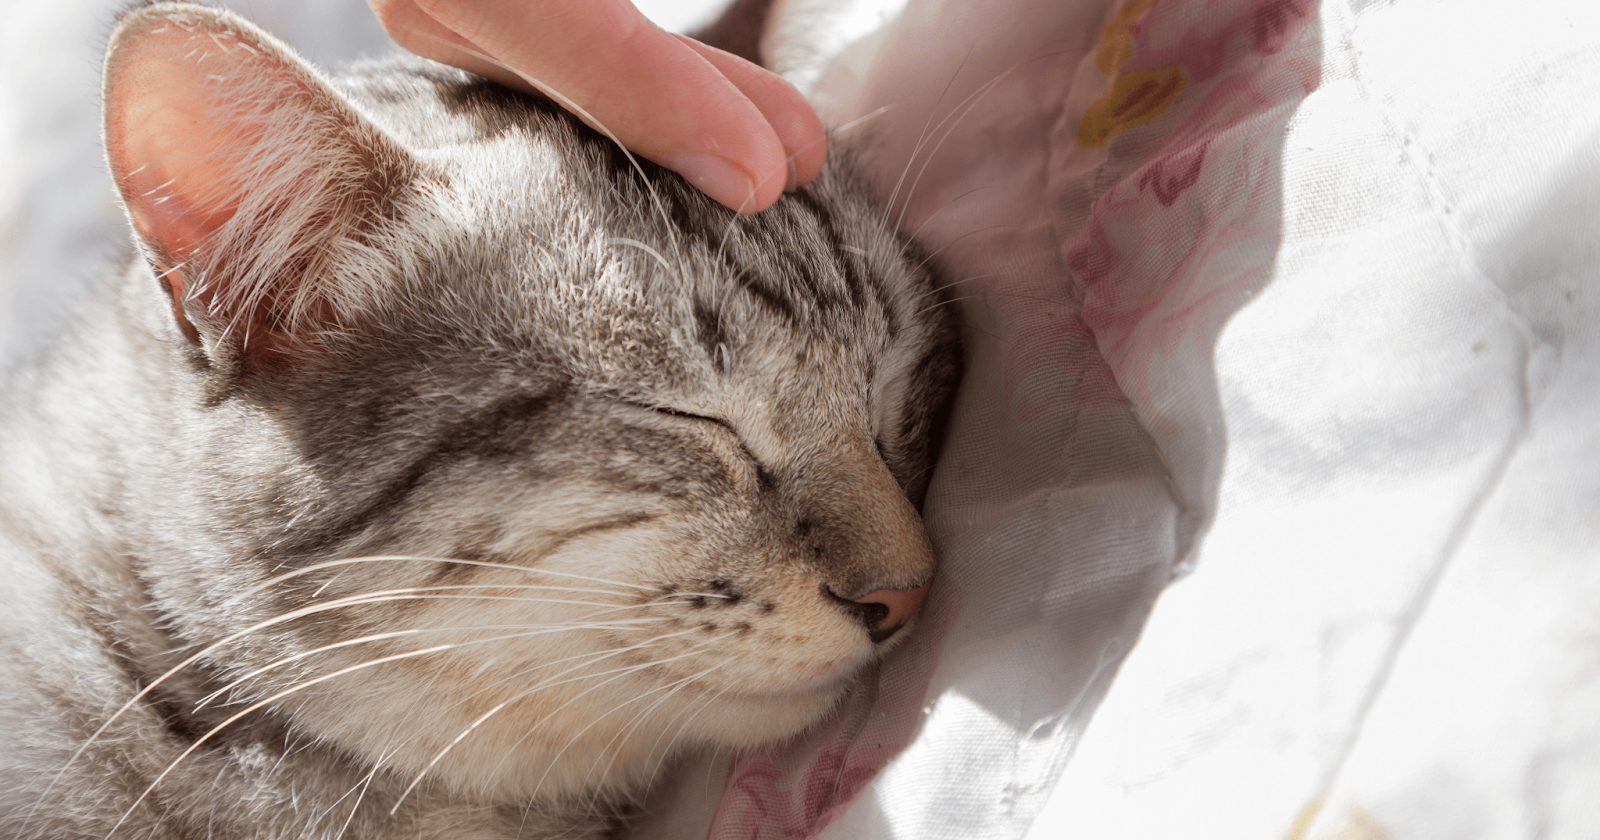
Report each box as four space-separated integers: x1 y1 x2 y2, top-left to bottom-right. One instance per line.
4 2 1598 839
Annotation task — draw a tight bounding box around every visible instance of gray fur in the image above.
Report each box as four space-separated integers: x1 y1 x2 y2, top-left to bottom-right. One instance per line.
0 3 959 838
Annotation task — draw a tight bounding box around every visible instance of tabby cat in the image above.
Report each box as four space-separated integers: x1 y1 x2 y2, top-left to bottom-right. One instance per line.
0 2 958 838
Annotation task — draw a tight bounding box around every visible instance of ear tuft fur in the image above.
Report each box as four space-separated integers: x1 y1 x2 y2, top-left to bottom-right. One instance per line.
103 2 416 367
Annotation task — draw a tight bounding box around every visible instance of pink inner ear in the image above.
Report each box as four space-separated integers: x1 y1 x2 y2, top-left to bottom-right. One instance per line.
106 21 284 264
103 9 407 364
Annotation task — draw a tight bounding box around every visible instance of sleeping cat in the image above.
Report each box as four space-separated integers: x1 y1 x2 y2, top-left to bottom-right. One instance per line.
0 2 958 838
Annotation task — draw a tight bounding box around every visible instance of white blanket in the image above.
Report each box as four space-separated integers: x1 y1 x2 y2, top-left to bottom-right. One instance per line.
4 1 1597 838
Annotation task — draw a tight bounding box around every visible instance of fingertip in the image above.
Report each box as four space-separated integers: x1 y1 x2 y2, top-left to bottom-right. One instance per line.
671 152 783 214
784 107 827 191
675 36 827 193
765 85 826 191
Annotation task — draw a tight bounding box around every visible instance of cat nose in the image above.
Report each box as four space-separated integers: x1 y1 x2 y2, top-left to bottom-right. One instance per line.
822 582 930 644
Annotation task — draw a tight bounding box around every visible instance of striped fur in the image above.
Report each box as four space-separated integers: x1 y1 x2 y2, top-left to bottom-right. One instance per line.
0 3 959 839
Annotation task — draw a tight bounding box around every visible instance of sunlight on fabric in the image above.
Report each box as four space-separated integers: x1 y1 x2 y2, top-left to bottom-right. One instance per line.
1024 1 1600 837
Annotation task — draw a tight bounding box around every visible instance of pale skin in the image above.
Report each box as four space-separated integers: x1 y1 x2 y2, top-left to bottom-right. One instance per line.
366 0 827 213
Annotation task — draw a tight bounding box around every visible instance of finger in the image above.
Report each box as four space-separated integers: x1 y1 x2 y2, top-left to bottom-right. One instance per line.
410 0 789 213
368 0 509 84
675 36 827 192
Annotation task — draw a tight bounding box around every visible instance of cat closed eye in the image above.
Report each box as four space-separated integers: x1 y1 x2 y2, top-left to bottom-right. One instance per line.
627 402 732 431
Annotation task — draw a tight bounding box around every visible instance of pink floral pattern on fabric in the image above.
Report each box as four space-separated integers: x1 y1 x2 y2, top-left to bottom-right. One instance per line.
1059 0 1319 430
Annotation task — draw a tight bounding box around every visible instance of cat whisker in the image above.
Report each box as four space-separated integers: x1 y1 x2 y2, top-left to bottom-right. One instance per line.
234 554 658 604
37 590 456 825
327 621 686 777
54 580 672 814
901 185 999 252
316 580 660 602
886 48 1073 233
580 658 729 810
912 224 1019 275
928 268 1000 297
281 587 641 611
319 746 390 840
913 293 981 318
647 679 738 787
418 629 726 792
524 642 736 806
107 637 496 840
988 291 1077 305
604 237 677 280
390 628 728 811
192 618 662 711
831 104 895 137
891 66 1016 233
877 47 972 232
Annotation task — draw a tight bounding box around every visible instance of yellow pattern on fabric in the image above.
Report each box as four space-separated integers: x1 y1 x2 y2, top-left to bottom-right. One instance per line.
1094 0 1155 76
1079 0 1186 148
1077 66 1186 148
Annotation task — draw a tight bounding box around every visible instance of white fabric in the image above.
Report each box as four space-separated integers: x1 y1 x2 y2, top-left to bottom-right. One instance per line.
725 1 1600 837
4 2 1598 839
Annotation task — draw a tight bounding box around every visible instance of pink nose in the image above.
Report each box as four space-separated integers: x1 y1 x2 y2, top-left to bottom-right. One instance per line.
825 583 930 644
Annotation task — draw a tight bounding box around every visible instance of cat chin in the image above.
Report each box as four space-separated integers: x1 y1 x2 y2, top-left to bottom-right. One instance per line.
275 649 856 804
701 685 852 749
400 692 838 806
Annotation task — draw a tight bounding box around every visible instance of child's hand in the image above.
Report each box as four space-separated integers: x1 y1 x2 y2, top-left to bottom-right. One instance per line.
367 0 826 213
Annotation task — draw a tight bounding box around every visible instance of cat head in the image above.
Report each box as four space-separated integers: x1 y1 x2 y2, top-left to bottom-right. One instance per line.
102 2 958 801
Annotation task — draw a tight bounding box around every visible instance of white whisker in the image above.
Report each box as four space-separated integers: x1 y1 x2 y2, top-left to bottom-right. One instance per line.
901 185 997 251
525 643 736 804
193 618 662 711
389 627 724 811
913 224 1018 275
882 47 975 229
105 638 484 840
335 623 694 781
48 577 675 817
604 237 674 277
318 746 389 840
914 293 980 318
581 658 727 807
891 68 1015 233
234 555 657 604
645 679 738 788
831 104 894 137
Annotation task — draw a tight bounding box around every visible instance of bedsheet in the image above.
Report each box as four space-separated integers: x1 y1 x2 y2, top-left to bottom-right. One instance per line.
3 1 1597 839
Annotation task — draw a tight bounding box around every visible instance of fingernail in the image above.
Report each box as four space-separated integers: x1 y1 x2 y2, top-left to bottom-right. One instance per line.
784 157 799 192
671 153 756 211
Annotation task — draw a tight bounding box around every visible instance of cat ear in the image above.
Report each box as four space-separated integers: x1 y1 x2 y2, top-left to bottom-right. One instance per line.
103 3 414 367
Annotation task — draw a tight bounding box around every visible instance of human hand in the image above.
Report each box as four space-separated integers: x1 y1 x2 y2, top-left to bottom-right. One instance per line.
367 0 826 213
